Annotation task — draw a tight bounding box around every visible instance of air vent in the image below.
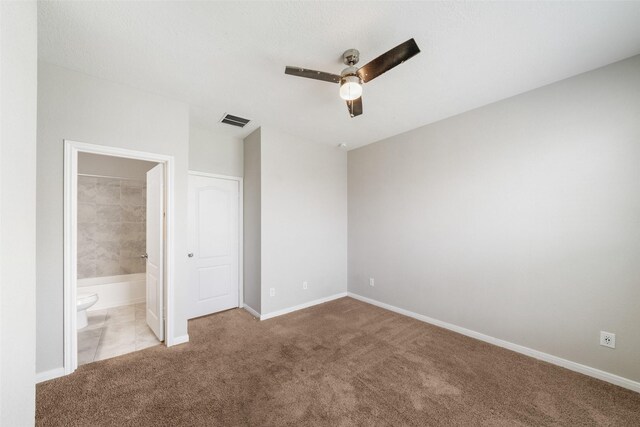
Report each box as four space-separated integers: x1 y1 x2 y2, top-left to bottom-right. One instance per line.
220 113 250 128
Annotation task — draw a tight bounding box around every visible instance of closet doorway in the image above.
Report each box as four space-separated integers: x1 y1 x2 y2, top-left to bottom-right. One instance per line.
187 172 242 319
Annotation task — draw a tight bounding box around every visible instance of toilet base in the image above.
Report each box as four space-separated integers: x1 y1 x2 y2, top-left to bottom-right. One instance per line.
77 310 88 329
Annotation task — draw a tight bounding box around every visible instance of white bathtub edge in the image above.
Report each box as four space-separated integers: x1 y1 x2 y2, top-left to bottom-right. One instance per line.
78 273 145 287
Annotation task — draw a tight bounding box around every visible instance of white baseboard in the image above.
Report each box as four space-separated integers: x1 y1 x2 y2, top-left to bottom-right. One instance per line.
347 292 640 394
39 334 189 382
260 292 348 321
36 367 66 384
169 334 189 346
243 304 261 319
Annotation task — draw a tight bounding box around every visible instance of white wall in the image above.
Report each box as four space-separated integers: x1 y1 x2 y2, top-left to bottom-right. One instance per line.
261 127 347 315
78 152 157 180
36 63 190 374
189 126 243 177
0 1 37 424
348 55 640 383
243 128 261 312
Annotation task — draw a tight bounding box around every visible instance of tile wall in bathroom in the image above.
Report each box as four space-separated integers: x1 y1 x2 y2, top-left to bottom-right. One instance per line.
77 175 146 279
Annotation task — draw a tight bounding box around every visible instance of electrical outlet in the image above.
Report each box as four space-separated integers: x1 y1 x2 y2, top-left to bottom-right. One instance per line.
369 278 375 287
269 288 275 297
600 331 616 349
303 281 308 290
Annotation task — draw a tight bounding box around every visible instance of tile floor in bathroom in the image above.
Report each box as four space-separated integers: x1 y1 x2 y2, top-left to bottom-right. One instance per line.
78 302 161 365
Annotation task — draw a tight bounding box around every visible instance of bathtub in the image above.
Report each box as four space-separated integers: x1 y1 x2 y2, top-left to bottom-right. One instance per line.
78 273 145 311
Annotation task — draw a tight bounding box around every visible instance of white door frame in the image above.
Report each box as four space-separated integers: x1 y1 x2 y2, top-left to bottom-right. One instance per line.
63 139 177 375
188 170 244 311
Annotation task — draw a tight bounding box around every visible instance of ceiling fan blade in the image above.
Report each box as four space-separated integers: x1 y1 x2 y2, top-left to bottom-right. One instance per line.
357 38 420 83
347 96 363 118
285 66 340 84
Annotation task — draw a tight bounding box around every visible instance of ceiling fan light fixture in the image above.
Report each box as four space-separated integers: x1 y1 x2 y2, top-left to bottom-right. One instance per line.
285 38 420 117
339 75 362 101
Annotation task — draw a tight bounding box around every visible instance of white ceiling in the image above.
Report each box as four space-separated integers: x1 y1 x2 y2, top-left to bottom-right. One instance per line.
38 1 640 150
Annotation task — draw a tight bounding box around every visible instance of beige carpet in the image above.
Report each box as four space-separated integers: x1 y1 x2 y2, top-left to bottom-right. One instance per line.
37 297 640 426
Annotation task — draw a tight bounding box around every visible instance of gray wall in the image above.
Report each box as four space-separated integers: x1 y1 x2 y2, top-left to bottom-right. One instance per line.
77 175 147 279
189 125 243 177
243 128 261 312
36 62 190 373
0 1 37 424
348 55 640 382
261 127 347 315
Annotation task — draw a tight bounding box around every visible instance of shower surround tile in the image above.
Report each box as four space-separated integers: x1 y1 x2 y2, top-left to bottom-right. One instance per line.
95 223 122 243
95 181 120 204
120 240 145 259
95 260 121 277
77 262 96 280
78 223 96 243
95 238 125 276
121 205 145 222
77 176 147 279
96 204 121 223
78 176 97 202
121 179 143 189
78 203 96 223
121 222 143 242
77 239 96 279
121 257 145 274
96 241 119 262
121 185 143 206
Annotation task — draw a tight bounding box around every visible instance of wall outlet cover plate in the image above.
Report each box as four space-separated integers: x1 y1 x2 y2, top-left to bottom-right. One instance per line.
600 331 616 349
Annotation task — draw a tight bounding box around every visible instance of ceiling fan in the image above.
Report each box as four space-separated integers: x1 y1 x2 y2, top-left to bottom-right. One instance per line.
284 38 420 118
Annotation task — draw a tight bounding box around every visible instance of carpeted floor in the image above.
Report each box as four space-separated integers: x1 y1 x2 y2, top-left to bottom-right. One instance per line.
37 297 640 426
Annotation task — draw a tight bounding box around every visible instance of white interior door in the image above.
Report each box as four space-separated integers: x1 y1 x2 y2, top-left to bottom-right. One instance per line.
188 174 239 319
146 164 164 340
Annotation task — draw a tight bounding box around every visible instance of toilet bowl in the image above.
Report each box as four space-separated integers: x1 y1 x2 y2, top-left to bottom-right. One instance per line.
77 292 99 329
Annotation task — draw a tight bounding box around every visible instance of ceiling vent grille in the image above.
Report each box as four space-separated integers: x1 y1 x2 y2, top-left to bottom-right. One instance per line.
220 113 250 128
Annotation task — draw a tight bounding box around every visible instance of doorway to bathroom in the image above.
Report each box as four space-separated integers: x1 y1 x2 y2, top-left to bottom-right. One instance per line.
76 152 161 365
63 140 177 375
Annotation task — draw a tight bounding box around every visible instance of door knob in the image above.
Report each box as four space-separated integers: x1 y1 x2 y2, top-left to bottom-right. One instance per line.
140 253 148 259
188 253 194 258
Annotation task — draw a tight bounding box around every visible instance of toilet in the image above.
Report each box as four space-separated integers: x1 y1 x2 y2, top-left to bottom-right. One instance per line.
77 292 99 329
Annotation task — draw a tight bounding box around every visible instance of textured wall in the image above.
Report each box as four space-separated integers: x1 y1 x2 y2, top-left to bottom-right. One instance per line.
1 1 37 423
37 62 190 373
77 176 146 279
189 126 243 177
242 127 347 315
242 128 261 312
260 127 347 315
348 55 640 383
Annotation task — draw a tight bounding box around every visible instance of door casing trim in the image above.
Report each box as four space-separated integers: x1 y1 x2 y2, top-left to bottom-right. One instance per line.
63 140 176 376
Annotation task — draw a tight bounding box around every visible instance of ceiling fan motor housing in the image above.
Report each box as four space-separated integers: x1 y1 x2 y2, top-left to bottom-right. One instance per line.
340 65 359 78
343 48 360 66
